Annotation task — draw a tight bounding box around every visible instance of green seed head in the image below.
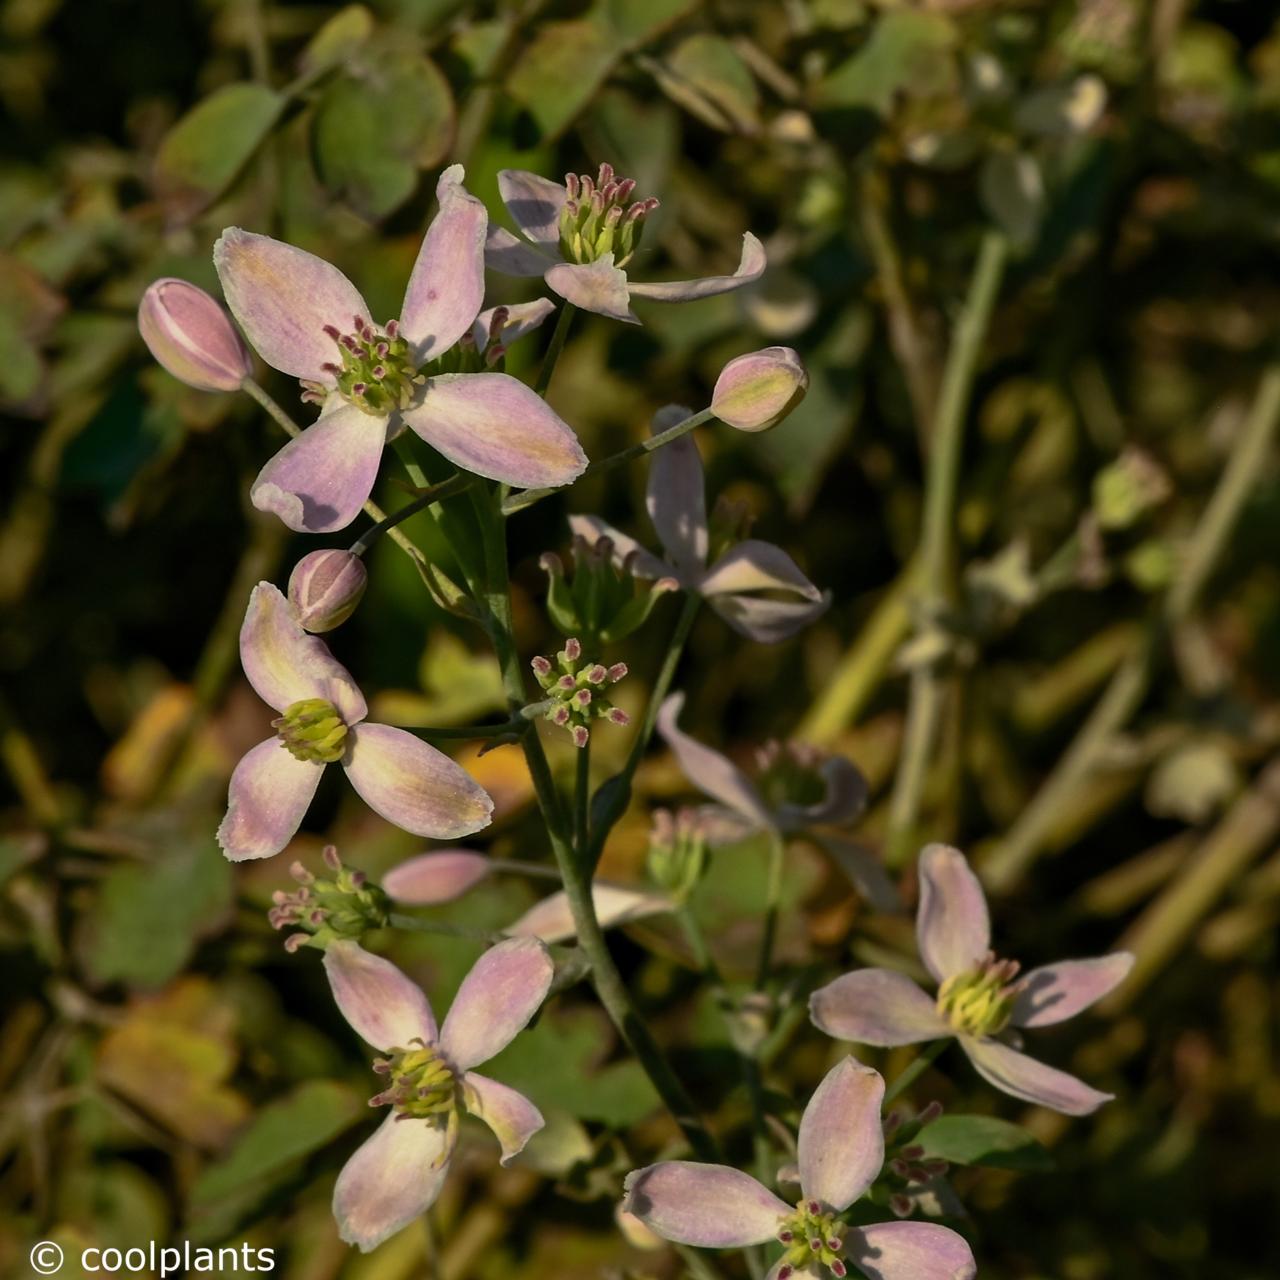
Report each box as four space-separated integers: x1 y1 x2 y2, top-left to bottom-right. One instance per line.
273 697 349 763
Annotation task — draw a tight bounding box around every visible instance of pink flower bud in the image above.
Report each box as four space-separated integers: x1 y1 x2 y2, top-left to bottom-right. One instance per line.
710 345 808 433
137 278 252 392
287 549 368 633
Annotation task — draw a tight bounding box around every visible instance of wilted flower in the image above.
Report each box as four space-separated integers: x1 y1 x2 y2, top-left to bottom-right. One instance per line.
711 346 809 433
506 881 673 945
213 165 585 533
217 583 492 861
623 1057 975 1280
269 845 389 951
529 637 629 748
288 549 368 633
138 278 252 391
809 845 1134 1116
324 937 552 1251
572 406 829 644
485 165 765 324
381 849 495 905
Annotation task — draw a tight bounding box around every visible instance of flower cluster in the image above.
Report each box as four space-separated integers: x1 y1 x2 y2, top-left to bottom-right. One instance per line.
530 637 630 748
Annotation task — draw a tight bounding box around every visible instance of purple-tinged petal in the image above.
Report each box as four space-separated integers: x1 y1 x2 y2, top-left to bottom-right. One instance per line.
846 1221 977 1280
404 372 587 489
382 850 493 906
816 836 901 914
505 881 673 945
708 593 831 644
342 722 493 840
657 693 771 829
1010 953 1134 1028
699 540 824 604
646 414 707 579
568 513 674 581
627 232 766 303
333 1113 453 1253
485 226 556 277
322 939 438 1050
238 583 367 721
471 298 557 349
809 969 950 1047
138 278 252 392
216 737 323 862
777 757 868 832
544 256 637 324
797 1056 885 1212
497 169 567 246
440 937 554 1071
399 165 487 362
916 844 990 984
213 227 369 381
622 1162 788 1248
461 1071 544 1163
960 1036 1113 1115
251 399 389 534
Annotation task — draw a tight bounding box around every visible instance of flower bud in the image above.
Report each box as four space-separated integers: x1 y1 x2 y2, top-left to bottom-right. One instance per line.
711 346 808 433
137 278 252 392
288 549 368 632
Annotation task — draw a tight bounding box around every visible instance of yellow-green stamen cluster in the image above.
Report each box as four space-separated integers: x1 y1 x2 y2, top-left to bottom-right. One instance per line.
273 697 348 763
303 315 424 415
370 1039 458 1119
755 740 828 812
937 952 1021 1037
776 1200 848 1279
558 163 659 267
427 307 510 376
268 845 390 952
530 637 629 749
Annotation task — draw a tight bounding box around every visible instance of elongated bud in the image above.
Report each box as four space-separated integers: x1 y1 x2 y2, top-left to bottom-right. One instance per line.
137 278 252 392
288 549 368 632
711 346 808 432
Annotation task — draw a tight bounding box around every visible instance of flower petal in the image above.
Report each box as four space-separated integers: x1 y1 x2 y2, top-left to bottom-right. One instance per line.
699 540 825 603
485 226 556 277
622 1162 788 1248
846 1221 977 1280
646 413 708 579
440 936 554 1071
657 693 772 829
776 757 868 832
544 256 637 323
960 1036 1113 1115
404 372 587 488
322 939 438 1050
251 400 389 534
213 227 369 380
708 593 831 644
916 844 990 983
342 722 493 839
333 1113 453 1253
382 850 494 906
238 582 367 720
627 232 766 303
505 881 673 945
498 169 567 245
798 1056 885 1212
461 1071 544 1163
816 836 901 914
471 298 557 349
216 737 323 862
399 165 487 362
809 969 951 1047
568 514 674 581
1010 953 1134 1027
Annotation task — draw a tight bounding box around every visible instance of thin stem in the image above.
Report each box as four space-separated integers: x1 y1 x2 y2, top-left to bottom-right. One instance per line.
677 905 718 977
574 737 591 854
348 474 476 556
883 1040 948 1105
534 303 575 397
388 914 504 944
486 858 564 882
755 830 786 989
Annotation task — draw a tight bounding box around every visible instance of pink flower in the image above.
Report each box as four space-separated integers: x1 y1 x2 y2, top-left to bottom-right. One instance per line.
217 584 492 861
137 278 252 391
485 165 765 324
623 1057 975 1280
213 166 585 533
810 845 1134 1116
324 937 553 1251
572 406 829 644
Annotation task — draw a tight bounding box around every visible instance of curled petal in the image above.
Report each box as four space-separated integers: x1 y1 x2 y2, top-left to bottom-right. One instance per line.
699 540 825 603
322 939 438 1050
505 882 673 945
213 227 369 381
544 256 637 324
342 723 493 840
440 937 554 1071
497 169 567 246
798 1057 885 1212
485 225 556 277
461 1071 544 1163
646 417 707 580
216 737 323 862
622 1162 787 1248
846 1221 977 1280
916 844 991 983
708 593 830 644
382 850 493 906
568 514 674 581
627 231 766 303
404 372 587 489
1010 954 1134 1028
809 969 950 1047
960 1036 1113 1116
471 298 557 349
777 757 868 832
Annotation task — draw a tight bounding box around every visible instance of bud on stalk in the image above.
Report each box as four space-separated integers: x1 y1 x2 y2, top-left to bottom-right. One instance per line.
288 549 368 633
137 278 252 392
711 346 808 433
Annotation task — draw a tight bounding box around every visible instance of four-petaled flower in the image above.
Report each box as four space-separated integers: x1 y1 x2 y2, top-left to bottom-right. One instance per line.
810 844 1134 1116
623 1056 975 1280
324 937 553 1251
217 583 492 861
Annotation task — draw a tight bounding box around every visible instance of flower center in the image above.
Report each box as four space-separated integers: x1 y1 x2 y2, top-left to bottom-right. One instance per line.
302 316 424 415
272 698 348 763
370 1040 458 1119
755 740 829 811
776 1200 848 1279
268 845 389 952
936 952 1021 1037
558 163 659 267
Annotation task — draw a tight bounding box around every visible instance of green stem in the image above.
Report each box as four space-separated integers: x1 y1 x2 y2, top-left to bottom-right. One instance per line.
755 830 786 989
388 914 504 943
348 474 476 556
534 303 575 397
883 1040 948 1105
574 737 591 855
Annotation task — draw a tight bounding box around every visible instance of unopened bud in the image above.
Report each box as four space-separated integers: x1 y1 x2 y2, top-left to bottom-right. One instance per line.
711 346 808 433
137 278 252 392
288 549 368 632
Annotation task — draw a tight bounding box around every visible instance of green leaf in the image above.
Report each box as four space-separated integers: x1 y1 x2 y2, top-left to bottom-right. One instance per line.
506 18 619 140
917 1114 1053 1172
298 4 375 77
599 0 698 48
655 34 761 133
815 11 958 113
980 151 1045 249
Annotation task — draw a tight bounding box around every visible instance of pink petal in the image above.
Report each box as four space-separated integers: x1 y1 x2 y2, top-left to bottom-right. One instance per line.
216 737 323 862
322 939 438 1050
332 1113 453 1252
808 969 950 1047
645 412 707 579
440 937 554 1071
776 757 868 832
461 1071 544 1163
497 169 566 246
798 1057 885 1212
567 514 674 581
484 225 555 277
213 227 369 380
505 882 673 945
699 540 825 604
622 1162 788 1248
403 372 587 489
916 844 991 983
1010 953 1134 1028
251 399 389 534
959 1036 1113 1115
627 232 766 303
846 1221 977 1280
238 583 367 720
399 165 487 362
656 693 772 829
341 722 493 840
544 256 637 323
382 850 494 906
471 298 557 349
707 593 830 644
137 278 252 392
